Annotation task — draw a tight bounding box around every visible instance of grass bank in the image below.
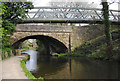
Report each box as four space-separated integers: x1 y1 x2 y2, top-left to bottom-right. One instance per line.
20 55 44 81
71 29 120 60
21 47 36 52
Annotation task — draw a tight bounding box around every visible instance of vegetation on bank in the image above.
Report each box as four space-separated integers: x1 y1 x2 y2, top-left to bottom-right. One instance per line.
21 47 36 52
20 55 44 81
71 28 120 61
55 26 119 61
36 40 46 54
21 40 38 51
20 39 47 54
52 53 68 57
1 2 34 59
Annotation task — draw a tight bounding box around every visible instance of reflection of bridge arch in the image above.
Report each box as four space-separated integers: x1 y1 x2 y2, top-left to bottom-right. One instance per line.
12 35 68 53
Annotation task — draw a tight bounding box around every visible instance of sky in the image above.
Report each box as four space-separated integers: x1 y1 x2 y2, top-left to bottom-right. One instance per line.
31 0 119 10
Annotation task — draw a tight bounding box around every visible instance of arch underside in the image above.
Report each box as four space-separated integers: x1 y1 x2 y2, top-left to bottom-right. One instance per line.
12 35 68 54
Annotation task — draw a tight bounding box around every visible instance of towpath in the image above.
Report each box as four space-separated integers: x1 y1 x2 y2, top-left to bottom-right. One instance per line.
2 55 28 79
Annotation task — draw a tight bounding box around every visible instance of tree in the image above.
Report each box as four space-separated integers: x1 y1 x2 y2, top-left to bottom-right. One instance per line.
101 0 113 59
1 2 34 58
2 2 34 23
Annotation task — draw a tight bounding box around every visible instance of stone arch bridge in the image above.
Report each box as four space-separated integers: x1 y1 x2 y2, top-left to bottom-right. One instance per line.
11 24 72 54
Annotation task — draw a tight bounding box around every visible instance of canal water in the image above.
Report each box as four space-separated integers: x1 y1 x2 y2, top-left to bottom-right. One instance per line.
22 50 119 79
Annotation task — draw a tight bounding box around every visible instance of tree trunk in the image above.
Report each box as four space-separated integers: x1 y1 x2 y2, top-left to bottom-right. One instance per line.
102 2 113 59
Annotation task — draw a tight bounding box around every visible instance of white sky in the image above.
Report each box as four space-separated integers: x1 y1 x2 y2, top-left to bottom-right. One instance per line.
31 0 119 10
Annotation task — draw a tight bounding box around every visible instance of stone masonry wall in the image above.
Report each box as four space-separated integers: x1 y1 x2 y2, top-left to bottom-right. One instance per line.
11 32 70 49
11 24 105 52
71 25 105 51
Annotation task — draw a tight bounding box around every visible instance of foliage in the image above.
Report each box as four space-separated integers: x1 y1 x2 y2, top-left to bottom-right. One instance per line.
88 38 120 61
28 43 33 47
21 47 36 52
1 2 34 58
72 24 75 29
2 2 34 22
53 53 68 57
87 44 107 59
21 40 37 51
112 39 120 61
36 40 46 53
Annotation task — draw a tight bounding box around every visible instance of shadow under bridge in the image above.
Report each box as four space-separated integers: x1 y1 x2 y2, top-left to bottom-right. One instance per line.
12 35 68 55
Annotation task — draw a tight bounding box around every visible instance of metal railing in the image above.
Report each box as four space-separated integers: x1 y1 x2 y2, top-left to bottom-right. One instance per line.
23 7 120 24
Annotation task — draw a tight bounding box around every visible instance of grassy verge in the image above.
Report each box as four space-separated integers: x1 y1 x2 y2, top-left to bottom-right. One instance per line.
72 35 106 56
53 53 68 56
70 29 120 60
20 55 44 81
21 47 37 52
87 39 120 61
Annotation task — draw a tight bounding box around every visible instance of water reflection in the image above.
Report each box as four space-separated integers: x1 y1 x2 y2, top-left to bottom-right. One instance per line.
33 55 68 78
69 57 119 79
22 50 119 79
21 50 37 71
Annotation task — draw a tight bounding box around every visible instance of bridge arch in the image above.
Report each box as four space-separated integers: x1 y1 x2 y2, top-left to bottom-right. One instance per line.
11 24 72 53
11 34 69 54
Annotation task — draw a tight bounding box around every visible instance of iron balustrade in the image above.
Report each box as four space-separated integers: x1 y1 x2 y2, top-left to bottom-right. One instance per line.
22 7 120 24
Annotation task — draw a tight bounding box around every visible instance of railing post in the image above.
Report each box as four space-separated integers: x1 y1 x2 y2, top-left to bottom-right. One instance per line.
69 33 71 53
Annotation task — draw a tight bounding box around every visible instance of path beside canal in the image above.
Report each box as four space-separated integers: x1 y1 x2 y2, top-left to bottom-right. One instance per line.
2 55 28 79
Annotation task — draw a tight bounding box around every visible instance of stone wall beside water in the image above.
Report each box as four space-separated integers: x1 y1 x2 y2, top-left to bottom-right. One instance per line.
71 25 105 51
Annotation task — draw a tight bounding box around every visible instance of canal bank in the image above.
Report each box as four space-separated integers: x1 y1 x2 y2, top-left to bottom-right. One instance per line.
2 55 28 79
